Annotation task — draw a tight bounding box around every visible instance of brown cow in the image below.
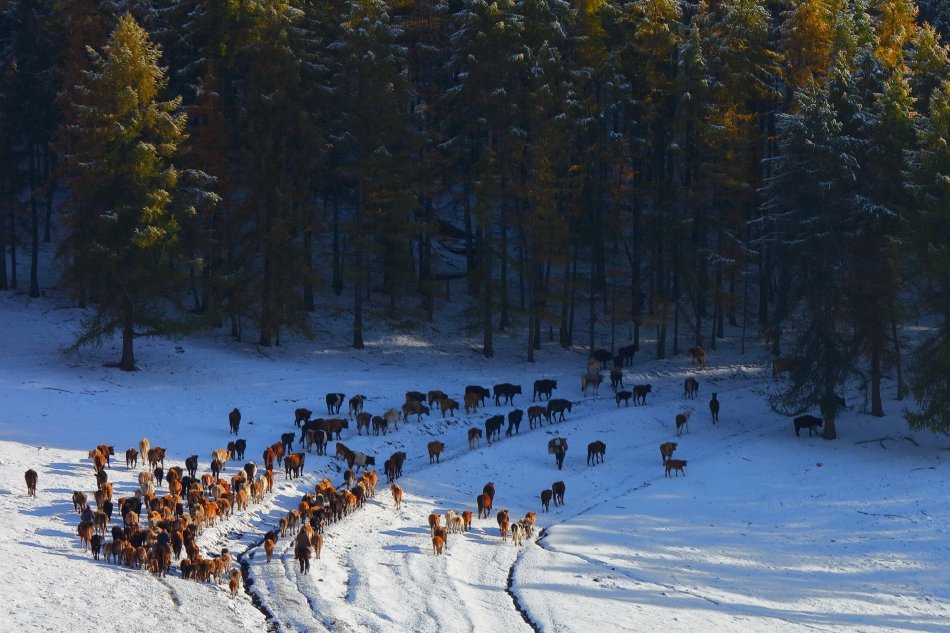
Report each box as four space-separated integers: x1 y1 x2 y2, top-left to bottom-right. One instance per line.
440 397 459 418
147 447 166 469
264 537 276 563
476 493 492 519
467 428 482 450
427 390 448 406
96 445 115 468
463 392 480 414
263 447 276 471
311 533 323 560
356 412 372 436
229 408 241 435
294 408 312 428
528 406 546 429
391 483 403 511
684 377 699 399
72 491 87 512
427 441 444 464
229 569 242 597
675 411 691 436
428 512 440 535
402 401 430 422
551 481 566 507
540 489 552 512
586 441 606 466
432 534 445 555
25 469 37 497
687 346 707 369
665 459 687 477
125 448 138 469
660 441 678 464
461 510 473 531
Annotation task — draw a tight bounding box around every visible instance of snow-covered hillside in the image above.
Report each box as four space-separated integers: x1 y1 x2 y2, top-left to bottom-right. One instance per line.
1 291 948 633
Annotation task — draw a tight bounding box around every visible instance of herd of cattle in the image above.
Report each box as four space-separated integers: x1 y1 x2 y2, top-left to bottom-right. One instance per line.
19 339 832 599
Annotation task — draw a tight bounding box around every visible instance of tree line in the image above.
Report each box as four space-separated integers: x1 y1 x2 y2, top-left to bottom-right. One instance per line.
1 0 949 434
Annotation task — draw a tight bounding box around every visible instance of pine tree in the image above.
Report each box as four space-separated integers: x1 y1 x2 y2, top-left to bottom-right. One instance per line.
58 14 216 370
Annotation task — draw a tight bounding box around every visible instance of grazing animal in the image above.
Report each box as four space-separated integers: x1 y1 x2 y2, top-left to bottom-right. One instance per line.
147 447 166 470
476 493 493 519
439 397 459 418
493 383 522 406
468 427 483 449
427 441 445 464
505 409 523 436
587 441 606 466
591 348 613 365
532 379 557 402
511 521 524 546
709 393 720 423
432 535 445 555
25 469 38 497
356 412 372 436
281 432 296 453
185 455 199 479
546 399 572 422
615 390 632 407
675 411 691 436
325 393 345 415
464 385 491 406
580 372 603 396
264 537 276 562
609 367 624 392
548 437 568 470
348 395 366 419
463 392 481 414
484 415 504 445
405 390 426 404
383 407 401 431
499 518 510 542
427 390 448 407
371 416 388 436
527 406 546 429
551 481 566 506
96 445 115 468
615 344 637 368
125 448 138 469
772 356 801 380
138 438 150 466
391 483 403 511
428 513 441 536
632 384 652 405
229 408 241 435
295 542 311 574
684 377 699 399
234 439 247 461
794 415 823 437
660 441 678 463
72 491 87 513
348 451 375 472
483 482 495 501
229 569 242 597
540 489 552 512
687 346 707 369
294 408 312 428
665 459 687 477
311 533 323 560
462 510 473 531
402 400 430 422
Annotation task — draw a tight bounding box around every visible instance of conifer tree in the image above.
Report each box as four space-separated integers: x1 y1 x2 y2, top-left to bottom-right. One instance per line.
58 14 215 370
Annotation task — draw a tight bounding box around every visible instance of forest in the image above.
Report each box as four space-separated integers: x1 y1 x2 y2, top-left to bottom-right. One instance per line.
1 0 949 432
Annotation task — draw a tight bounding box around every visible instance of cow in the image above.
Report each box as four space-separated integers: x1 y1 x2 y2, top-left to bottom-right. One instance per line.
687 346 707 369
465 385 491 406
348 395 366 419
325 393 345 415
684 377 699 399
294 408 312 428
493 383 522 406
391 483 403 511
125 448 138 469
427 441 445 464
546 399 572 422
355 412 372 436
540 489 552 512
665 459 687 477
485 415 504 445
295 542 311 574
468 428 482 450
464 392 480 414
348 451 375 473
609 367 624 392
229 568 242 597
284 453 305 480
587 441 606 466
615 344 637 368
794 415 823 437
505 409 523 436
383 408 401 432
335 442 355 464
476 493 492 519
229 408 241 435
462 510 473 531
427 390 448 407
709 393 720 423
439 397 459 418
234 439 247 461
615 390 633 407
675 410 691 436
581 372 603 396
389 451 407 479
551 481 566 507
71 490 87 512
432 535 445 556
281 432 295 454
25 469 37 497
533 379 557 402
138 439 150 466
528 406 546 429
96 445 115 468
632 384 652 405
184 455 199 479
660 441 677 464
402 401 430 422
147 447 166 470
405 390 426 404
370 416 387 437
548 437 568 470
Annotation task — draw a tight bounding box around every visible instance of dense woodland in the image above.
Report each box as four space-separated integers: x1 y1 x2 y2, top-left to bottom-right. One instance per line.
1 0 949 433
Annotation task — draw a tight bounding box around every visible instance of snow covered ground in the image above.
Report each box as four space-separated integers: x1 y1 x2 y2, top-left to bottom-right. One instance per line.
1 289 948 633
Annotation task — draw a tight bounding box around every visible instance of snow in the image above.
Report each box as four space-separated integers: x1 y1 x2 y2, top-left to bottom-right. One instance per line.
1 290 949 633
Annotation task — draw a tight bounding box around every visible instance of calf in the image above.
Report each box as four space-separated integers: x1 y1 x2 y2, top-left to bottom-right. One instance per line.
633 384 652 405
665 459 687 477
427 390 448 407
427 441 445 464
532 379 557 402
125 448 138 469
675 410 691 436
484 415 504 445
794 415 823 437
609 367 624 392
356 412 372 436
615 390 632 407
348 394 366 419
528 406 546 428
463 392 480 414
505 409 523 436
468 427 483 450
493 383 522 406
371 416 388 436
391 483 403 511
684 377 699 399
587 441 606 466
540 489 552 512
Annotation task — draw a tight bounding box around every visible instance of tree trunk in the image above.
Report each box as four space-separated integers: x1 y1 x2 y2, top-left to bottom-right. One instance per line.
29 151 40 298
331 192 342 296
890 311 905 401
870 335 884 417
499 219 509 330
119 299 136 371
303 216 314 312
822 417 837 440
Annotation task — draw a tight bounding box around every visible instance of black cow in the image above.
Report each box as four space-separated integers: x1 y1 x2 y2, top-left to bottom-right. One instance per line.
493 383 522 406
229 408 241 435
709 393 720 423
633 384 652 405
325 393 345 415
609 367 624 392
615 344 637 368
591 348 613 364
506 409 523 436
546 399 572 422
465 385 491 406
485 415 504 445
234 439 247 461
615 390 633 407
405 391 426 404
794 415 823 436
281 432 296 453
533 379 558 402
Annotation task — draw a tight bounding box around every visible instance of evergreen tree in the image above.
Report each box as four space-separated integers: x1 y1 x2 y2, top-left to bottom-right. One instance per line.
57 14 216 370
